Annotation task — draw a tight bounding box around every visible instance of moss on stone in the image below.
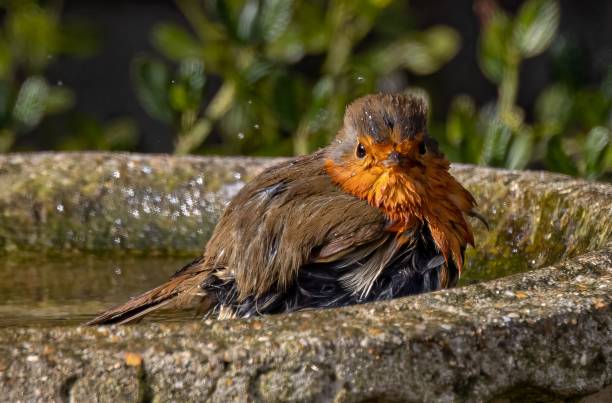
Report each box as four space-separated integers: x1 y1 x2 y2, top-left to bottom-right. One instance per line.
0 153 611 401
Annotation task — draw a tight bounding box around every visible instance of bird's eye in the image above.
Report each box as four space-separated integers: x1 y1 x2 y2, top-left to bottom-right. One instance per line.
356 143 366 159
418 141 426 155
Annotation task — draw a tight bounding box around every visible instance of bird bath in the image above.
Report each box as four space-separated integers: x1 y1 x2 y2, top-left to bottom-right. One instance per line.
0 153 610 401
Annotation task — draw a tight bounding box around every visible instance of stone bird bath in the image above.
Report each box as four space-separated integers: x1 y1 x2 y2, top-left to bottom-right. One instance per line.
0 153 610 402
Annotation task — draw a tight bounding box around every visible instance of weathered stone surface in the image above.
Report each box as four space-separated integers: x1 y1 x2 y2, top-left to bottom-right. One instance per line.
0 153 280 256
0 246 609 402
0 153 610 401
0 154 610 270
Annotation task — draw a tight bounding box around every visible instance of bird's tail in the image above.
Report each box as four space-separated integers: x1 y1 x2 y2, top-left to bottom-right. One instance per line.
87 262 209 326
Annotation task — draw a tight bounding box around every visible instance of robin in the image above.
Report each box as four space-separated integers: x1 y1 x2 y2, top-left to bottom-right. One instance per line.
88 93 486 325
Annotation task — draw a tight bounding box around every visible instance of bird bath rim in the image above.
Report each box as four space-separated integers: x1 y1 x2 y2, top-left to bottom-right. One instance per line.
0 152 609 401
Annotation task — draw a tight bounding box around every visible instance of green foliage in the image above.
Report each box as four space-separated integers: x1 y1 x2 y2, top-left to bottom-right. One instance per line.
437 0 610 179
0 1 136 152
135 0 460 155
57 116 138 151
0 0 608 180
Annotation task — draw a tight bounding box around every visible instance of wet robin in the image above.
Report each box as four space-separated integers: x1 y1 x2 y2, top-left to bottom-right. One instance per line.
88 93 486 325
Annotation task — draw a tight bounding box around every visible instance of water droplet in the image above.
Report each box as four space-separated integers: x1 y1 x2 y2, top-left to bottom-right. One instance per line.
237 132 245 140
56 204 64 212
253 123 260 130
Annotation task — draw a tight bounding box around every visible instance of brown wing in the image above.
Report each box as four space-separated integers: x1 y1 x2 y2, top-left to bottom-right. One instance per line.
88 153 387 325
201 151 389 301
87 258 209 325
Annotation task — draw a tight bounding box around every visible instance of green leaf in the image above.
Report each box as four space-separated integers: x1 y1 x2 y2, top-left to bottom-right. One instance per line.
513 0 560 58
506 128 534 169
12 76 49 128
178 58 205 108
132 57 173 122
0 129 14 153
237 0 259 41
103 118 139 150
257 0 293 42
265 28 306 62
169 84 189 112
420 26 461 67
213 0 242 38
478 11 513 83
583 126 610 178
311 76 334 111
572 88 612 129
45 86 75 115
243 60 273 84
7 5 58 71
151 23 201 61
446 95 476 146
534 84 572 131
169 59 205 112
370 25 460 75
545 135 577 175
479 116 512 166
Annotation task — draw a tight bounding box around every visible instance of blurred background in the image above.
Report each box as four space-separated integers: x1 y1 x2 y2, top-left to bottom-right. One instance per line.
0 0 610 179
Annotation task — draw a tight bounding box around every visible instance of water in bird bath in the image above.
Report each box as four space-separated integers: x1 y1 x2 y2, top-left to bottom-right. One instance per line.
0 249 537 327
0 255 197 327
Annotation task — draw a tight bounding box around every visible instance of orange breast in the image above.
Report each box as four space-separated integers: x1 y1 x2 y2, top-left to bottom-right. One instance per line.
325 156 476 273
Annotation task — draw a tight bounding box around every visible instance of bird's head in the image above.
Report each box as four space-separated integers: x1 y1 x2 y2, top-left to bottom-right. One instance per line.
325 93 480 268
325 93 445 215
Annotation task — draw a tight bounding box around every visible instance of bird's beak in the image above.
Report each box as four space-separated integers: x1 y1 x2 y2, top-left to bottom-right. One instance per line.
383 151 401 168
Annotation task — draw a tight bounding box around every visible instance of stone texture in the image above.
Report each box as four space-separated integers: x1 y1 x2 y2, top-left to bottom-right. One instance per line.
0 153 280 256
0 153 610 402
0 246 609 402
0 153 610 271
